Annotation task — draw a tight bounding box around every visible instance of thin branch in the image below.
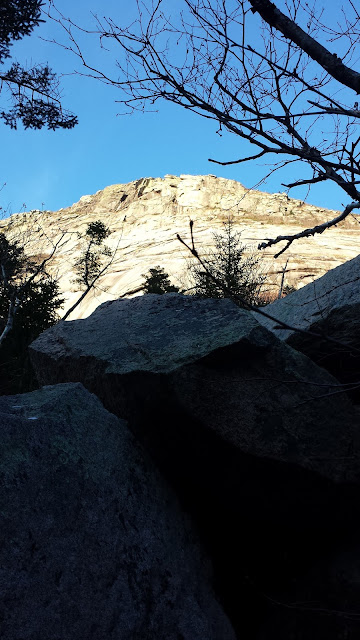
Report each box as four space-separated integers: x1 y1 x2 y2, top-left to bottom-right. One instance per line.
208 149 269 165
258 201 360 257
307 100 360 118
282 174 328 188
278 258 289 299
0 291 17 346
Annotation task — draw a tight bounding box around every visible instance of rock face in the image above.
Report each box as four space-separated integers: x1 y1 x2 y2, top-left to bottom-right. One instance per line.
254 253 360 390
2 174 359 319
0 382 235 640
29 293 360 484
28 294 360 638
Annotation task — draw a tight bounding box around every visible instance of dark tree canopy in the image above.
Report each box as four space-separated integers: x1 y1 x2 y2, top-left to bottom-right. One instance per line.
142 266 180 295
0 0 77 129
0 231 64 394
0 231 64 335
0 0 42 62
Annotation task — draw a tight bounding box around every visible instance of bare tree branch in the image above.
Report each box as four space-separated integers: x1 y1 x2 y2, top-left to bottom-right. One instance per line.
258 201 360 256
249 0 360 93
208 149 269 165
282 175 328 189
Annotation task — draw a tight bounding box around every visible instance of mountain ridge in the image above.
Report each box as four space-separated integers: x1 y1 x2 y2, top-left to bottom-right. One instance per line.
1 174 359 319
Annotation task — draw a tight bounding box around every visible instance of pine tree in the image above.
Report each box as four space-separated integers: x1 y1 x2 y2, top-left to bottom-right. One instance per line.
190 218 265 307
142 266 180 294
62 221 116 321
0 1 77 130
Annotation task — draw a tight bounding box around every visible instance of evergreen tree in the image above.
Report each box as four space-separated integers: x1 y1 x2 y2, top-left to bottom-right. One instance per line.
74 221 111 289
62 221 114 321
190 218 265 307
0 1 77 130
142 266 180 294
0 232 64 393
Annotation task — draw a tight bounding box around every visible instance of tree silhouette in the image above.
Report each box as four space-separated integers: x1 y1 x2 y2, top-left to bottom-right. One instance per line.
0 0 77 130
0 231 64 393
142 266 180 294
63 220 122 321
189 218 265 306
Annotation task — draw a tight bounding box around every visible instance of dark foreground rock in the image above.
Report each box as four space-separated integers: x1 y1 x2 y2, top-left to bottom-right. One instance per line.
257 537 360 639
29 294 360 638
30 293 360 483
0 382 235 640
253 253 360 392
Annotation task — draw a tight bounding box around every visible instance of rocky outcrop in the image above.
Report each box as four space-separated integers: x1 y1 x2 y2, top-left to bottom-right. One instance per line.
254 253 360 392
0 382 235 640
2 174 359 319
28 293 360 638
27 291 360 638
29 293 360 483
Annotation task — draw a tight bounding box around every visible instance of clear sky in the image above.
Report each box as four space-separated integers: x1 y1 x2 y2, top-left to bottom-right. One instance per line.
0 0 351 216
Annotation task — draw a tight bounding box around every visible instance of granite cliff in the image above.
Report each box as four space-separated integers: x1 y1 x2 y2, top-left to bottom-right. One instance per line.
1 174 359 319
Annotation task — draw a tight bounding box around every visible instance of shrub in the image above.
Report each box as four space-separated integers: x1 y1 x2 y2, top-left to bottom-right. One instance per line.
142 266 180 294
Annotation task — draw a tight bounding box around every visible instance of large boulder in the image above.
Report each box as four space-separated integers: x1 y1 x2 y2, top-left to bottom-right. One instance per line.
30 293 360 484
253 254 360 389
29 295 360 637
0 382 235 640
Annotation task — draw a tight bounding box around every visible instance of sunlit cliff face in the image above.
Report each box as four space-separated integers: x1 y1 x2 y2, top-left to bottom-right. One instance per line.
1 174 359 320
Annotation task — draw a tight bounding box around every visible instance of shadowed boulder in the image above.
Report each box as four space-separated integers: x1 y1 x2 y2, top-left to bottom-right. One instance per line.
29 294 360 637
30 293 360 484
253 254 360 392
0 382 235 640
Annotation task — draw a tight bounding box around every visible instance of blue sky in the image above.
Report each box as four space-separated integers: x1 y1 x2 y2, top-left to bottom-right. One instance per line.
0 0 351 215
